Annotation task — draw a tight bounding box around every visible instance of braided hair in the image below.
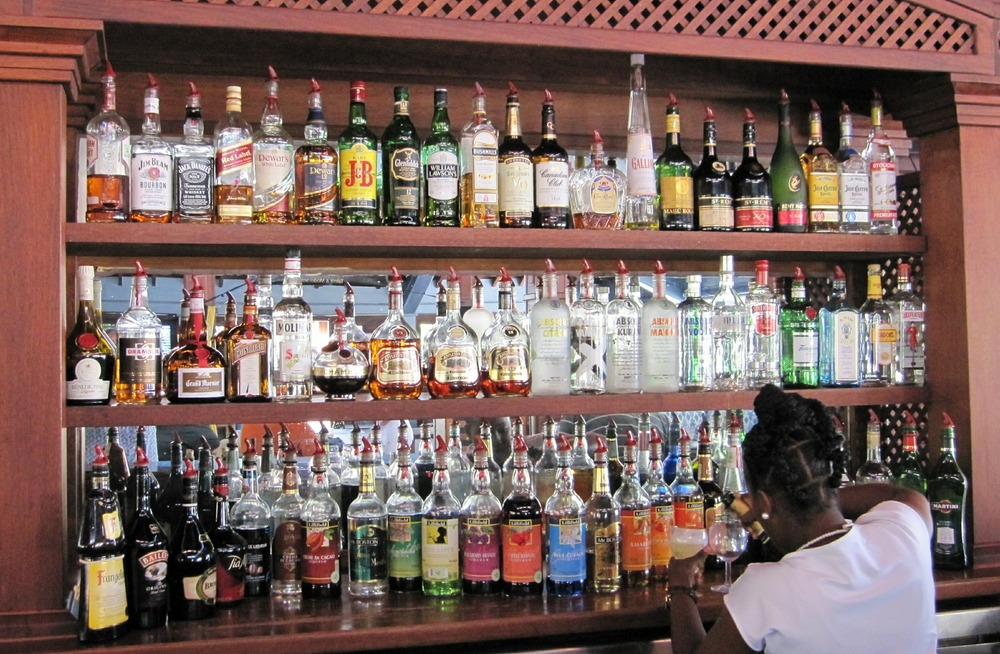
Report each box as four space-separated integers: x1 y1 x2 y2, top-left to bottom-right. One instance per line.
744 384 848 518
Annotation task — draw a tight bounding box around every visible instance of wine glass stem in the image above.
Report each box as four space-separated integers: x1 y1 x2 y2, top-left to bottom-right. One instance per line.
724 559 733 588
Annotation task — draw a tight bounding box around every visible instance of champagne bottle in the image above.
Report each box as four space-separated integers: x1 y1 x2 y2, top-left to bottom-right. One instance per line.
770 90 807 233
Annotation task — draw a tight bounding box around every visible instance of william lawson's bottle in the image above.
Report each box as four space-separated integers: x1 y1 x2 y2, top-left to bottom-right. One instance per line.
462 436 503 595
615 431 651 587
501 435 543 596
210 458 248 608
77 446 129 642
125 446 168 629
348 438 389 597
656 93 694 230
770 90 808 233
168 460 216 621
387 435 423 592
67 265 115 405
422 89 461 227
929 413 970 569
422 436 462 596
231 439 272 597
302 440 342 598
894 411 927 495
545 435 586 596
732 109 774 232
585 437 621 594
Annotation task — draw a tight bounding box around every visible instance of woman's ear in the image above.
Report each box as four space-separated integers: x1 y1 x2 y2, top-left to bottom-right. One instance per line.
753 489 775 522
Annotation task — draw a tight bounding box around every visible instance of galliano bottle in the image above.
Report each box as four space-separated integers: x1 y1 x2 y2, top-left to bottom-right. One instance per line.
369 267 424 400
606 261 642 394
585 438 622 594
625 54 658 230
529 259 571 395
498 82 534 228
129 74 172 223
819 266 861 387
461 83 500 227
545 435 586 596
656 93 695 230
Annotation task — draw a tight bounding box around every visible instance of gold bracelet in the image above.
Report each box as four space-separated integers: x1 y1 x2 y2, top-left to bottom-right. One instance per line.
666 586 698 607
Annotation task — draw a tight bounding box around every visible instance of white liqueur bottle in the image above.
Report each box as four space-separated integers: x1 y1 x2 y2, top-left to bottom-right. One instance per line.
529 259 571 395
641 261 680 393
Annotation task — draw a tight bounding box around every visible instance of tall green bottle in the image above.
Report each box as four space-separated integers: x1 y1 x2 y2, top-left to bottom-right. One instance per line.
655 93 694 230
422 89 461 227
382 86 421 226
338 81 379 225
895 411 927 495
770 90 807 233
779 267 818 388
928 412 970 569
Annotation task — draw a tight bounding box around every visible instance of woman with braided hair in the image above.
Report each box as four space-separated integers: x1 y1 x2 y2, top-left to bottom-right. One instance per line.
669 384 935 654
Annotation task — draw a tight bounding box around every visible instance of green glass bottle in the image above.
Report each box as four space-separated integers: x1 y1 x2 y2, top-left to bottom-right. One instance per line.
779 267 819 388
770 90 807 233
928 413 970 569
422 89 460 227
895 411 927 495
382 86 421 226
338 81 380 225
655 93 694 230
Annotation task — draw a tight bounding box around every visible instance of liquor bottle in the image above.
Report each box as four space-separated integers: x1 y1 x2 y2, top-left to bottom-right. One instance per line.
294 78 338 225
174 82 216 223
712 410 730 481
460 82 500 228
116 262 163 404
544 435 586 596
693 106 733 231
569 130 627 229
259 426 281 508
746 260 781 388
370 267 424 400
819 265 861 387
732 108 774 232
422 88 461 227
196 437 215 531
712 255 748 390
605 419 625 495
461 436 503 595
273 250 314 401
338 81 380 225
123 445 168 629
422 281 448 377
214 85 254 224
231 440 272 597
156 435 184 540
664 413 681 484
67 266 115 405
501 435 543 595
313 308 370 400
656 93 695 230
500 418 526 499
860 263 897 386
636 413 652 486
607 261 643 394
446 422 473 503
929 413 970 569
214 291 237 356
640 261 680 393
479 421 505 500
368 424 392 503
257 275 275 348
77 446 129 642
340 425 362 535
564 277 578 308
529 260 571 395
413 421 436 500
342 282 370 358
223 277 272 401
427 267 482 398
803 101 839 232
497 82 534 228
830 413 853 486
779 267 820 388
697 426 724 570
271 442 304 595
770 90 808 233
421 436 462 596
224 428 243 508
615 431 651 587
168 460 216 620
349 438 389 596
99 429 128 520
531 89 571 228
481 268 531 397
644 429 672 582
177 289 192 345
463 277 494 341
585 437 621 593
670 430 705 535
387 435 423 592
129 73 172 223
863 90 898 235
625 54 657 230
570 260 607 395
379 85 422 226
856 409 893 483
836 103 871 232
210 458 248 609
894 411 927 495
569 415 596 502
164 279 226 404
85 62 130 223
889 263 925 386
679 274 714 390
534 417 560 507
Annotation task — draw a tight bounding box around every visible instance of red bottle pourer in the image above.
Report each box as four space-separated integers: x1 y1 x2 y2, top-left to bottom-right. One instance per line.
543 89 553 104
868 408 881 425
146 72 159 90
810 98 821 113
545 259 558 274
182 287 191 302
728 412 740 432
507 81 519 99
134 260 147 278
183 459 197 478
557 434 572 453
794 266 805 281
245 275 257 295
942 412 955 428
243 437 258 459
841 101 851 117
902 410 917 428
650 427 663 447
474 81 485 98
581 259 594 275
704 106 716 122
625 429 638 448
435 435 448 463
513 434 528 453
309 77 321 94
742 107 755 123
360 437 374 462
653 260 666 275
94 445 110 466
617 260 629 276
499 267 513 284
224 290 235 307
344 280 355 298
678 428 692 457
447 266 460 286
135 446 150 468
668 92 679 108
213 457 229 497
593 436 608 463
350 80 366 103
267 65 279 82
473 435 488 455
103 60 116 80
833 265 846 281
187 81 200 99
830 412 844 435
389 266 403 283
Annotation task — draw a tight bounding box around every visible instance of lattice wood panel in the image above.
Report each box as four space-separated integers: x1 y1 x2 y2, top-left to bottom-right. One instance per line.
153 0 974 53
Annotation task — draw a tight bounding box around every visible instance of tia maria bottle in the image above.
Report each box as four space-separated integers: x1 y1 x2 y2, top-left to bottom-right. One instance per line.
210 458 248 609
168 460 216 621
125 446 168 629
501 435 543 595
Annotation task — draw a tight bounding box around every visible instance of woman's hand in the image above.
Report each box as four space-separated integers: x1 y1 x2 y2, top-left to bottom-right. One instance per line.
669 549 708 589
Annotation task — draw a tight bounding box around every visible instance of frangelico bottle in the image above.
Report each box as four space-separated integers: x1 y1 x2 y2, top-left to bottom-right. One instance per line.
732 108 773 232
382 86 421 226
655 93 694 230
125 446 168 629
167 460 216 621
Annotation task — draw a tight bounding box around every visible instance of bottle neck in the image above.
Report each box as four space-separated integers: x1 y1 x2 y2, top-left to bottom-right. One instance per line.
446 286 461 316
840 115 853 148
432 104 451 135
143 95 161 137
941 432 957 456
698 449 715 482
472 285 486 309
261 95 282 128
242 301 259 326
541 273 560 300
349 100 368 126
283 267 303 298
867 273 882 300
676 447 695 483
778 102 793 142
359 459 377 495
134 467 154 512
541 105 557 140
182 105 205 141
242 464 260 496
742 122 757 159
304 114 328 143
512 456 532 495
652 274 667 300
102 77 116 112
702 121 717 157
665 109 681 146
433 455 452 494
131 277 150 310
395 454 414 491
282 459 299 494
215 486 231 527
505 100 522 139
866 427 882 460
685 282 702 300
592 461 610 495
808 113 822 146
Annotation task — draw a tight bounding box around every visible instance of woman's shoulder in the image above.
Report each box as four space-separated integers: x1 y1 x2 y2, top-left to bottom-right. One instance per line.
856 500 933 542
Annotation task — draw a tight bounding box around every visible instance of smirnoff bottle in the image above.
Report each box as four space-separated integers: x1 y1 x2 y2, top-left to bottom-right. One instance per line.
67 265 115 405
585 437 621 594
624 54 658 230
115 261 162 404
889 263 925 386
173 83 215 222
168 460 216 621
856 409 893 483
348 438 389 596
461 436 503 594
532 89 571 229
570 260 607 394
273 250 313 401
387 435 423 592
894 411 927 495
501 435 543 595
679 274 714 391
545 435 586 596
863 90 898 235
129 74 172 223
224 277 272 401
642 261 679 393
427 267 482 398
644 429 672 581
369 267 424 400
294 79 338 225
860 264 897 386
210 459 247 609
422 436 462 596
534 417 560 507
271 442 304 595
460 83 500 227
656 93 695 230
606 260 642 394
836 103 871 232
498 82 534 228
615 431 651 587
422 88 461 227
929 413 970 569
85 61 130 223
125 446 168 629
747 260 781 388
214 86 254 223
231 440 272 597
481 267 531 397
819 266 861 387
338 81 380 225
463 276 494 341
712 256 748 390
779 267 819 388
529 259 571 395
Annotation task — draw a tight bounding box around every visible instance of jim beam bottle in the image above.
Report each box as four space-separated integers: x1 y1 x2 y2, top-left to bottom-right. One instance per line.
129 73 173 223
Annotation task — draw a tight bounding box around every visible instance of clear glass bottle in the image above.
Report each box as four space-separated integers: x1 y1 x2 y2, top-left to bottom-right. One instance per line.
889 263 925 386
860 263 897 386
294 79 338 225
856 409 893 483
174 83 216 223
529 259 571 395
770 90 808 233
382 85 421 226
422 281 447 378
570 415 596 502
422 88 461 227
929 413 970 569
413 420 436 500
569 130 627 229
501 435 543 595
446 422 472 504
422 436 462 596
606 260 642 394
585 437 621 594
862 90 898 235
836 102 871 232
369 424 392 503
669 431 705 531
259 426 281 508
460 82 499 228
231 439 272 597
570 260 607 395
803 100 840 232
779 267 820 388
501 418 527 500
641 261 680 393
85 61 130 223
463 276 494 341
693 106 733 231
481 267 531 397
369 267 424 400
679 274 714 391
348 438 389 596
534 417 560 507
461 436 503 594
313 308 369 400
213 85 254 224
545 434 586 595
663 413 682 484
271 442 304 595
656 93 695 230
115 261 163 404
342 282 370 358
427 267 482 399
746 260 781 388
129 73 172 223
819 265 861 387
712 256 748 390
387 435 423 592
625 54 657 230
164 279 226 404
257 275 275 355
606 419 626 494
479 421 504 500
732 108 773 232
340 424 362 536
532 89 571 229
644 429 672 581
498 82 534 228
338 81 380 225
67 265 115 405
615 431 651 587
894 411 927 495
301 440 342 599
273 250 313 401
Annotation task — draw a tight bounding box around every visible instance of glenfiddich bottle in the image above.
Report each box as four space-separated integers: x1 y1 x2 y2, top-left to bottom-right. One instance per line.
482 269 531 398
929 413 970 569
115 261 163 404
271 441 305 595
224 276 272 401
501 435 543 596
387 435 423 592
422 88 461 227
125 446 168 629
349 438 389 596
164 278 226 403
693 106 733 231
252 67 294 223
369 267 423 399
85 61 130 223
77 446 129 642
532 89 570 228
168 460 216 620
462 436 503 594
67 265 116 405
213 85 254 224
427 267 482 398
302 440 342 598
732 109 774 232
656 93 694 230
210 458 248 608
770 90 808 233
339 81 380 225
460 83 500 227
498 82 534 228
231 439 272 597
422 436 462 596
382 86 422 226
615 431 651 587
129 73 173 223
294 79 338 225
585 437 621 594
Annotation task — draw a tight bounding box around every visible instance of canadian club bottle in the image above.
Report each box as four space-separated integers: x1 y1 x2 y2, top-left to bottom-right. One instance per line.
770 90 808 233
369 267 424 399
210 458 248 608
585 437 621 594
77 446 129 642
224 276 272 401
231 439 272 596
732 109 774 232
501 435 543 595
655 93 694 230
124 446 168 629
929 413 970 569
168 460 216 620
497 82 534 228
532 89 570 228
693 106 733 231
382 86 422 226
67 265 115 405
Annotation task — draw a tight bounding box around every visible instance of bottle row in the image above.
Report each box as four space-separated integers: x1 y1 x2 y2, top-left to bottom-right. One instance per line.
84 56 900 234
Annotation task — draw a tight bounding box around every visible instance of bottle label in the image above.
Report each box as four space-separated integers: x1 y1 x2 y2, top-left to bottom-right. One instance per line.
426 150 459 201
176 157 214 213
488 344 530 383
621 508 652 572
131 548 168 610
67 357 112 401
432 344 479 384
931 498 963 554
792 333 818 367
834 312 860 382
704 503 718 530
272 519 303 582
839 172 870 223
592 523 621 583
215 550 246 603
752 305 778 336
253 145 294 212
626 133 656 195
547 517 585 583
340 143 378 209
899 310 925 370
535 161 569 208
177 368 225 398
87 135 129 176
501 519 543 584
375 345 421 385
275 319 312 382
589 175 620 214
734 196 773 230
234 526 270 593
651 504 674 566
303 520 340 585
712 314 743 334
422 517 459 582
131 153 173 211
875 324 898 366
808 172 839 213
470 131 499 203
301 161 337 211
644 313 679 390
498 155 534 214
388 514 422 580
216 139 253 180
776 204 807 227
608 315 640 387
673 499 705 529
660 176 694 214
388 147 420 212
118 337 162 385
232 339 267 396
349 521 388 582
462 516 501 582
870 161 897 224
697 196 734 228
182 567 217 604
83 556 127 631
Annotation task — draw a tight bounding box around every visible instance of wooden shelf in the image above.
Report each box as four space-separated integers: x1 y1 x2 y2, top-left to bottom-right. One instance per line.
64 386 929 428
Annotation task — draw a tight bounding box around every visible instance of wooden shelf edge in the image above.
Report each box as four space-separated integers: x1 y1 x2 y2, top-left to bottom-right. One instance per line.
63 386 930 428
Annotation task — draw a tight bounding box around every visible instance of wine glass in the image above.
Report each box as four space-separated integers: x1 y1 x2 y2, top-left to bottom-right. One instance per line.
708 509 748 594
669 526 708 560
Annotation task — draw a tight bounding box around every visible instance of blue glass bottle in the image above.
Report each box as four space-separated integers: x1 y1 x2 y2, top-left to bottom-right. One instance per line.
663 412 682 484
545 435 586 595
819 265 861 387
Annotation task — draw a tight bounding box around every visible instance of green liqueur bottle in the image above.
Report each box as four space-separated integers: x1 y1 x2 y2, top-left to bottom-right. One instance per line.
732 108 773 232
382 86 421 226
501 434 543 595
770 90 808 232
422 89 461 226
422 436 462 596
928 413 970 569
895 411 927 495
779 267 819 388
348 437 389 596
338 81 380 225
655 93 694 230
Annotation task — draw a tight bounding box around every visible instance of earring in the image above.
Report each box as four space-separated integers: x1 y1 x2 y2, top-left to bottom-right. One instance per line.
761 512 770 521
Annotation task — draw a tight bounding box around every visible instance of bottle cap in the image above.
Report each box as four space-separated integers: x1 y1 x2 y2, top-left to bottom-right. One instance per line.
667 92 679 108
899 263 911 278
350 81 366 103
942 412 954 428
704 106 715 121
630 53 645 66
617 260 629 275
594 436 607 456
841 101 851 116
557 434 572 452
794 266 805 281
744 107 755 122
903 411 917 428
134 447 149 467
183 459 197 478
499 267 513 283
543 89 553 104
830 413 844 433
225 86 242 101
720 255 734 273
834 265 846 281
729 412 741 430
780 88 790 103
591 130 603 145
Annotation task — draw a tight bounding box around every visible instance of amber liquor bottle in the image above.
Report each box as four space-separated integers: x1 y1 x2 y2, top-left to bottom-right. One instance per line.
168 460 216 620
294 79 338 225
501 435 543 596
585 437 622 594
382 86 422 226
481 267 531 397
532 90 570 228
498 82 534 228
85 61 130 222
732 109 773 232
427 267 482 398
115 261 162 404
369 267 424 399
252 67 295 224
224 276 272 402
615 431 651 587
213 86 254 224
697 426 724 570
67 266 114 405
125 446 168 629
210 458 248 608
693 107 733 231
460 83 500 227
656 93 695 230
214 291 237 356
164 278 226 404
